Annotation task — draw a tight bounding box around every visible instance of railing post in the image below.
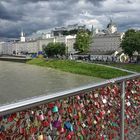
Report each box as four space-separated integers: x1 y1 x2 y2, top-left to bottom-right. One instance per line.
121 81 125 140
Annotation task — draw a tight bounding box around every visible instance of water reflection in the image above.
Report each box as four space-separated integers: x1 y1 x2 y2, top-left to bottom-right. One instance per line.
0 61 103 105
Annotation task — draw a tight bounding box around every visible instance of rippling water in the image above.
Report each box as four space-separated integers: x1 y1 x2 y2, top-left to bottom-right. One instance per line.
0 61 103 105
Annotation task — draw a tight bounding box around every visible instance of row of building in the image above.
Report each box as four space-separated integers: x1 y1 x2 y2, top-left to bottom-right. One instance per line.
0 20 124 59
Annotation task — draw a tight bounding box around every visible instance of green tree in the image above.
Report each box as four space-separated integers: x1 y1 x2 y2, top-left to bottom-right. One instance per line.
74 29 92 53
121 29 140 59
43 42 66 58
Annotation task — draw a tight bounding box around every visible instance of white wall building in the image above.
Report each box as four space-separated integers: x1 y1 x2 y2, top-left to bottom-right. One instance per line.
65 35 76 54
90 19 124 55
0 21 124 57
0 35 76 55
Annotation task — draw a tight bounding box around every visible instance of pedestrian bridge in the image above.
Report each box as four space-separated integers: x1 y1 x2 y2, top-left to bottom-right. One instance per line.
0 73 140 140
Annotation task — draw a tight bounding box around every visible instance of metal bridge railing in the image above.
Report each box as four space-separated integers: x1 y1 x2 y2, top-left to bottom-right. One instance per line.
0 73 140 140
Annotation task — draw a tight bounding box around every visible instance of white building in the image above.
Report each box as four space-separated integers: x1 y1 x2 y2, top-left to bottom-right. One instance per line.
0 34 76 55
0 21 124 58
65 35 76 54
90 19 124 55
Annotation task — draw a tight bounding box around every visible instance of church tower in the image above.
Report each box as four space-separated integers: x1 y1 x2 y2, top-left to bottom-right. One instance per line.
20 29 25 42
107 18 117 34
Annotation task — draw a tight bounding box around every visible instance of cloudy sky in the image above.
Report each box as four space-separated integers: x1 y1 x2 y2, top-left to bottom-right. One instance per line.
0 0 140 38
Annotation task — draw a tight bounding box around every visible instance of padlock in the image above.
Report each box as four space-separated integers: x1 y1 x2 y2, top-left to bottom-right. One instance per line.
38 110 45 121
79 102 84 108
31 110 34 114
50 123 53 130
76 95 80 100
52 120 61 128
19 125 25 134
56 101 61 108
59 127 65 133
30 127 37 134
102 98 107 104
93 120 97 124
30 114 34 122
67 107 72 113
82 109 86 114
78 112 82 119
126 101 131 106
38 133 43 140
48 110 52 116
42 120 49 127
48 103 54 108
0 125 5 132
64 121 73 131
81 122 86 128
107 110 111 114
52 106 58 113
31 134 36 140
89 94 93 98
66 134 71 140
47 135 52 140
77 133 84 140
7 115 14 122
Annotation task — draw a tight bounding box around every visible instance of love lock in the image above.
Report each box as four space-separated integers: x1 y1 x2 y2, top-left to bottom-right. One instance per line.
0 125 5 132
64 121 73 131
81 122 86 128
79 102 84 108
76 95 80 100
38 133 43 140
93 120 97 125
38 110 45 121
126 101 131 107
52 106 58 113
107 110 111 114
94 93 98 98
19 125 25 134
102 99 107 104
52 120 61 128
30 114 34 122
47 135 52 140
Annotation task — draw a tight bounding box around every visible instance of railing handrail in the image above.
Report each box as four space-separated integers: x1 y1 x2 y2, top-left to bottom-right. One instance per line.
0 73 139 116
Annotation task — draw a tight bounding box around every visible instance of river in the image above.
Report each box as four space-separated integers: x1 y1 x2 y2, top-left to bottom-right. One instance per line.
0 61 103 105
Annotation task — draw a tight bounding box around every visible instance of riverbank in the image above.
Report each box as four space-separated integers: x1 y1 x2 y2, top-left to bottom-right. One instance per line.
1 61 101 105
104 63 140 73
27 58 130 79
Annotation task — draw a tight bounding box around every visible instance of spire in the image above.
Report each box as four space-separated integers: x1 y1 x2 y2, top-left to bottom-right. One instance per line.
21 28 24 37
91 25 94 36
110 17 112 24
91 25 94 32
20 28 25 42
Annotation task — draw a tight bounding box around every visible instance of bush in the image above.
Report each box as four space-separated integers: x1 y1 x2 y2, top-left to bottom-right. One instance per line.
43 42 66 58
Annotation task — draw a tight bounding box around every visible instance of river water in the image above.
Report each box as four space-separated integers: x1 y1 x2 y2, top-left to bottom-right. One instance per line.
0 61 103 105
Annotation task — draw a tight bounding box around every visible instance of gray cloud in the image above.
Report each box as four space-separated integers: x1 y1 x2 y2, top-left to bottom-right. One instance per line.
0 0 140 38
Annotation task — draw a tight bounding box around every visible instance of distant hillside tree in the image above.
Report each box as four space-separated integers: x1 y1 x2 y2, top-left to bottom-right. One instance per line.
43 42 66 57
74 29 92 53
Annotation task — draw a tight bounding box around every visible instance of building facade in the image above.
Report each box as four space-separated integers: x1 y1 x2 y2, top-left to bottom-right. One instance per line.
0 33 76 55
90 19 124 55
0 22 124 57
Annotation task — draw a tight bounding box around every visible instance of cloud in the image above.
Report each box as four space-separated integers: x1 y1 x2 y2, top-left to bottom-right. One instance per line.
0 0 140 38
